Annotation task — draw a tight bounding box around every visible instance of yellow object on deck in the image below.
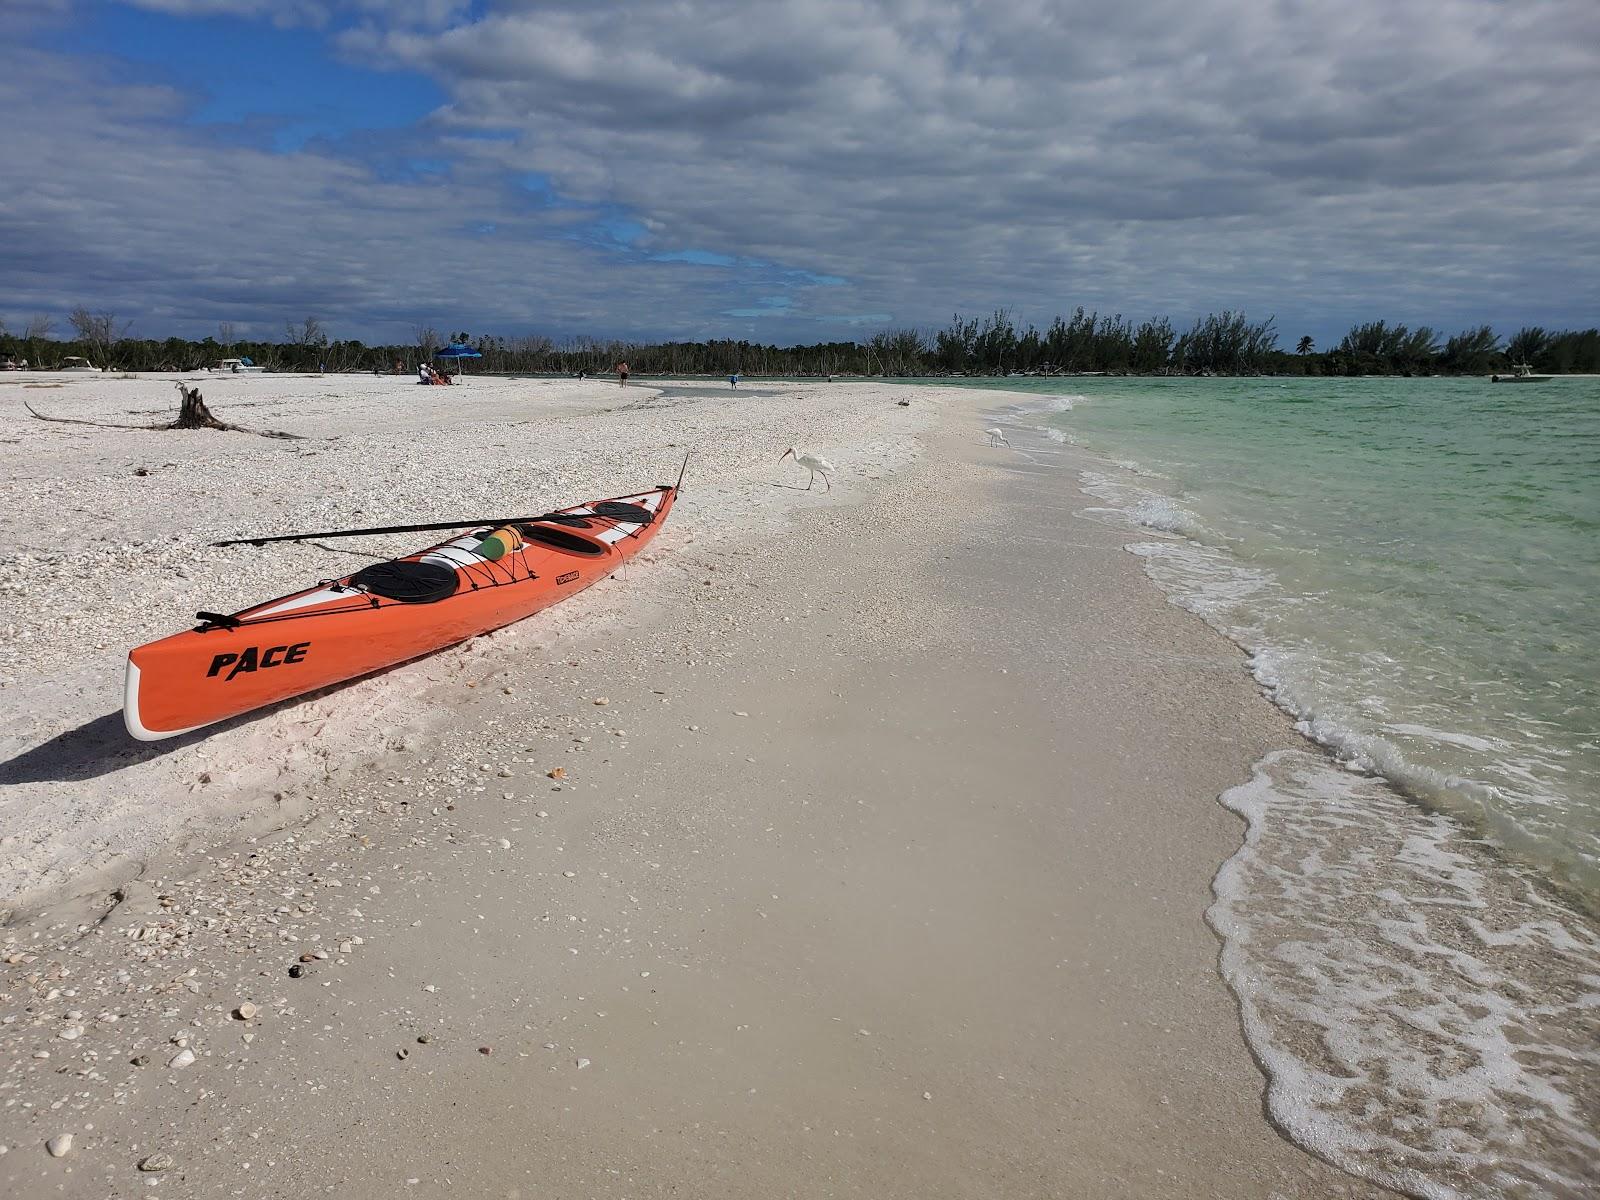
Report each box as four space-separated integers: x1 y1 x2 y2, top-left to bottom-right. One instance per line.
475 526 524 561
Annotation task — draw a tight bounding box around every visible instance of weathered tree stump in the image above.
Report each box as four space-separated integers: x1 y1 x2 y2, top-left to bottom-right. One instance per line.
174 383 226 430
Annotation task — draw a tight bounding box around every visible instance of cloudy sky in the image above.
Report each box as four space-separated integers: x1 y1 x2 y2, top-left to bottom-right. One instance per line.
5 0 1598 346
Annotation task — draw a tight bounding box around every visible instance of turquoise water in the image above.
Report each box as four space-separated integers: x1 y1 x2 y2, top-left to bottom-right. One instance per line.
984 375 1600 898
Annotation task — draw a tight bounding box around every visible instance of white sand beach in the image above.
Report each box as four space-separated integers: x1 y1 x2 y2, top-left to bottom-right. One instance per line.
0 372 1392 1196
0 373 923 914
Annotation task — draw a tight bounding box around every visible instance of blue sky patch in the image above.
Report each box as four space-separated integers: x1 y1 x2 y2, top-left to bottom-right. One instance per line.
724 296 795 319
48 1 442 150
651 249 738 267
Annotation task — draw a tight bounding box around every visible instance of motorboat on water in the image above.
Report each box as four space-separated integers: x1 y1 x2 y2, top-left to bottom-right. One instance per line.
209 357 265 374
1491 363 1551 383
58 356 102 372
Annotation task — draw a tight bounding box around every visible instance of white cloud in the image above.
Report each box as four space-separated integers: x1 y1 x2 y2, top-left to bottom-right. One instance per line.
9 0 1600 341
368 1 1599 328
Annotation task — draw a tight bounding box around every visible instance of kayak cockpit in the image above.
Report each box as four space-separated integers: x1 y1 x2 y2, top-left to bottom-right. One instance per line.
517 523 610 555
349 559 460 603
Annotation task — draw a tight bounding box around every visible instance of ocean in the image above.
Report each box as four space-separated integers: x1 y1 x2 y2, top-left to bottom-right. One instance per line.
959 375 1600 1198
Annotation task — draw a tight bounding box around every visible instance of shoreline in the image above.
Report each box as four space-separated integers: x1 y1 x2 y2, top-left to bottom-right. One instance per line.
992 390 1600 1196
1001 380 1600 913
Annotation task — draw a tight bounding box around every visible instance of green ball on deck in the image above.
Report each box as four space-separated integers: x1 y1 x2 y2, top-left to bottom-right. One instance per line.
474 527 522 560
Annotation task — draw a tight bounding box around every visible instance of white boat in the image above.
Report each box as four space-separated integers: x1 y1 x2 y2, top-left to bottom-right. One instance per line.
1492 363 1550 383
58 356 102 372
208 358 265 374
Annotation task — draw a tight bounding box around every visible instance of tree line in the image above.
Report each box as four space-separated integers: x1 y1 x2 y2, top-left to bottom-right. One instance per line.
1320 321 1599 376
2 307 1596 377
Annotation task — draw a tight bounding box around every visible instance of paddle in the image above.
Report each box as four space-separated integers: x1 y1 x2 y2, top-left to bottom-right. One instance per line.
215 453 690 548
213 514 590 548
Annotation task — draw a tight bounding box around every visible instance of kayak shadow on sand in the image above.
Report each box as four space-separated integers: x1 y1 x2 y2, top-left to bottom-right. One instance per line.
0 712 228 784
0 654 443 785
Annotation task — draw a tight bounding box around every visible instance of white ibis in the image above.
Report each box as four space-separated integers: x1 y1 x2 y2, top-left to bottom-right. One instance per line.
779 447 835 491
985 427 1009 446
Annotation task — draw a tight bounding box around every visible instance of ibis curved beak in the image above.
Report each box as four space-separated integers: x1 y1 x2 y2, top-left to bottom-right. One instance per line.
779 448 794 462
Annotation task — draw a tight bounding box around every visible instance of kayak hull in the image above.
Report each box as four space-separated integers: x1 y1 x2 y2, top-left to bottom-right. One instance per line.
125 486 674 740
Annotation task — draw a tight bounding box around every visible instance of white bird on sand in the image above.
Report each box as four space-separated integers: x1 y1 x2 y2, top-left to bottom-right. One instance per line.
985 427 1009 446
779 447 835 491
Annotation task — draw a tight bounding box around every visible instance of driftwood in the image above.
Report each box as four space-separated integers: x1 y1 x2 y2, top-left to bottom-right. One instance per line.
24 384 308 440
175 382 225 429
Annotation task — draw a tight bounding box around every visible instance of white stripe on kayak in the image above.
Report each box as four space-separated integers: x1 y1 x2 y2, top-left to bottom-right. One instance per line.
421 543 485 570
252 585 352 618
565 494 660 542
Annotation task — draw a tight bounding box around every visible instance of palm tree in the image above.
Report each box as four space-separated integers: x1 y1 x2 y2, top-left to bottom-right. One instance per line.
1296 335 1314 355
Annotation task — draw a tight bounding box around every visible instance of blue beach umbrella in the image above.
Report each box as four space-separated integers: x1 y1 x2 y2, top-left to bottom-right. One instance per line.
434 343 483 378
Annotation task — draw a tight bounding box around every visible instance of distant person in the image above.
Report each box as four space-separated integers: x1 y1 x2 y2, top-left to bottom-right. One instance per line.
419 362 433 385
729 373 739 389
616 361 630 386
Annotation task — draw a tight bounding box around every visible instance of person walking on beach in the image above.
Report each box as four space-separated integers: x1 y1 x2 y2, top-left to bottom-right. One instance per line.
616 361 630 387
729 372 739 389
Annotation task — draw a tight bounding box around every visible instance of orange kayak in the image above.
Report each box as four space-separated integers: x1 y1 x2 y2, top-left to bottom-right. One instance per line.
124 484 676 740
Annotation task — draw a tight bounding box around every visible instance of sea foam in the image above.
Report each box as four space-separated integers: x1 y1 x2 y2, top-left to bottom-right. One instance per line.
1023 392 1088 414
1004 392 1089 436
1210 750 1600 1198
1080 470 1205 538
